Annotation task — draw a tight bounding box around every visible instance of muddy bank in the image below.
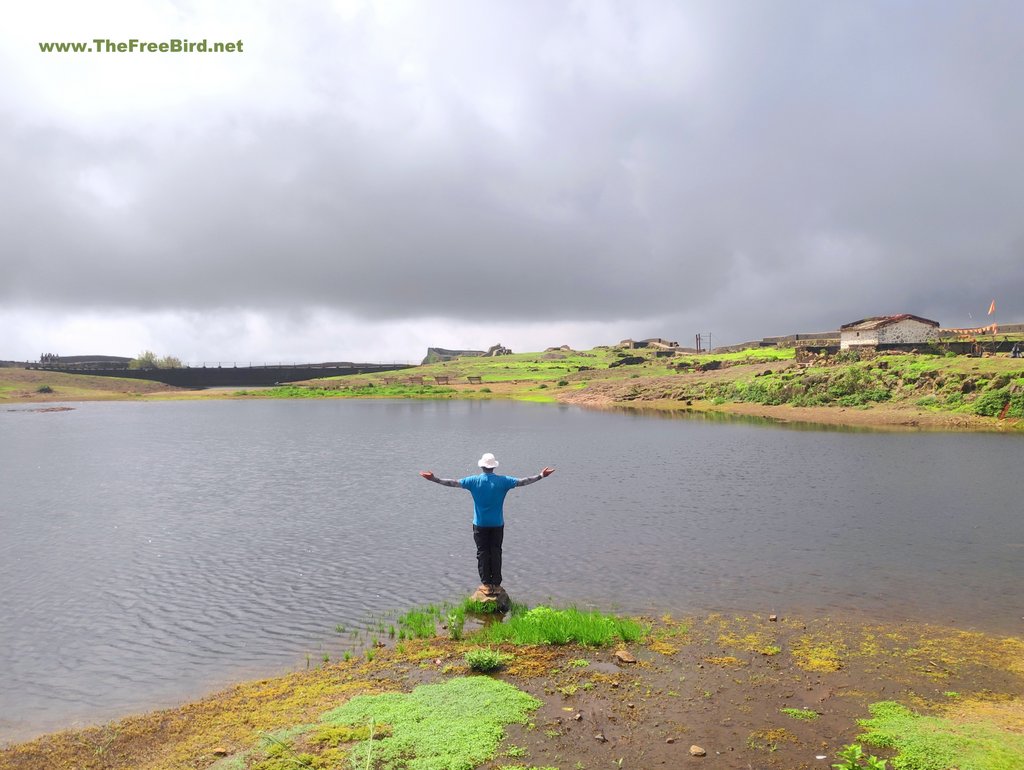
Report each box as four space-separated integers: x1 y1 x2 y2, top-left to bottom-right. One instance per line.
2 613 1021 770
555 377 1021 432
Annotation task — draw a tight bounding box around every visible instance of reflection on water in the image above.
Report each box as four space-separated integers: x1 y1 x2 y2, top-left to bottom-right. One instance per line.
1 399 1021 742
615 405 910 432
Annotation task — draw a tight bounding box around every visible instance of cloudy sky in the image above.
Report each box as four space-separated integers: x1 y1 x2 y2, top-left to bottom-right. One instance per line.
2 1 1022 363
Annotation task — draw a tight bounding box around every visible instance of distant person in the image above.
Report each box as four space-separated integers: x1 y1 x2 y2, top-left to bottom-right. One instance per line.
419 453 555 595
1012 343 1021 358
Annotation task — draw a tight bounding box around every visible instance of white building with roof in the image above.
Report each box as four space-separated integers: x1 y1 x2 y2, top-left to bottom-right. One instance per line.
839 315 940 350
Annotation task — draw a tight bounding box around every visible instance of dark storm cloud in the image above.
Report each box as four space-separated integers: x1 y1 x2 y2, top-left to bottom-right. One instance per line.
4 0 1023 340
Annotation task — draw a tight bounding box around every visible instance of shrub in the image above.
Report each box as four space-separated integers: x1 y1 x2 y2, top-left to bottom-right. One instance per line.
35 385 53 393
557 380 569 386
971 388 1024 418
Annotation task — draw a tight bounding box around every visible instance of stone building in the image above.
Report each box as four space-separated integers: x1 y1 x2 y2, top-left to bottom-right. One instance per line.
618 337 680 350
839 315 940 350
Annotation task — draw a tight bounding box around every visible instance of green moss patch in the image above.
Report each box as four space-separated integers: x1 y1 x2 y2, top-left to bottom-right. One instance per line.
858 701 1024 770
780 707 819 721
320 676 541 770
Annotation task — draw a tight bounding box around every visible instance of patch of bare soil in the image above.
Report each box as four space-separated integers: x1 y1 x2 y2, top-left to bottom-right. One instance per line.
0 369 182 403
2 615 1020 770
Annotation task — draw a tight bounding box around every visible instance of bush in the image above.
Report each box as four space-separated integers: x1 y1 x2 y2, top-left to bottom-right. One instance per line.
35 385 53 393
557 380 569 386
465 648 513 672
971 388 1024 418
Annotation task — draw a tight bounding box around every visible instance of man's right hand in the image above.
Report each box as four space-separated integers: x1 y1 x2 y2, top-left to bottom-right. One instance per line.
419 471 435 480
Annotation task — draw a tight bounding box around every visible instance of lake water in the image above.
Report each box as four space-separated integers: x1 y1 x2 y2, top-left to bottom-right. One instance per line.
1 399 1022 742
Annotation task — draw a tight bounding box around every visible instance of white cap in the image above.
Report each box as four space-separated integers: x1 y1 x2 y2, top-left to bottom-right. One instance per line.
477 452 499 469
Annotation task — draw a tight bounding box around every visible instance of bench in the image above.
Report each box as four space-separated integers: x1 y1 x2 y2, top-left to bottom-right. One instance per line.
434 376 450 385
467 376 483 385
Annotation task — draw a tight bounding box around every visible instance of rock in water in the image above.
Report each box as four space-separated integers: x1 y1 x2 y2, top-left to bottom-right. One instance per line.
469 585 511 612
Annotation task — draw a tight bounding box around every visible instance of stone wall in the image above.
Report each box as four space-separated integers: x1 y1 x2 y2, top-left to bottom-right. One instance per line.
877 320 940 345
840 329 880 349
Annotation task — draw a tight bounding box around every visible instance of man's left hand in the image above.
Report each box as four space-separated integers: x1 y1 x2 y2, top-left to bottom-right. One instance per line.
541 467 555 477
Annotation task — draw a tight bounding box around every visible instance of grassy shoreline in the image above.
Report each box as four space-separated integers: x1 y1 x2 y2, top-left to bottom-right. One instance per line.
2 607 1021 770
4 345 1024 431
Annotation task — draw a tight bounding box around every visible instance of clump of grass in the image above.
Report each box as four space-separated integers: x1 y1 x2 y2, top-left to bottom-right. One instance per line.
321 677 541 770
447 606 466 641
253 735 319 770
465 648 514 672
858 700 1024 770
460 597 503 615
36 385 54 393
780 707 819 721
474 606 649 647
399 607 441 639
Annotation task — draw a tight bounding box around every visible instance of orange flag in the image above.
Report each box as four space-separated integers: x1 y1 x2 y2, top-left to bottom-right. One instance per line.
988 299 996 315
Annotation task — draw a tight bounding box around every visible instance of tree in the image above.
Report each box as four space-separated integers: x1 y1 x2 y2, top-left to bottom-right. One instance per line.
130 351 183 369
129 350 159 369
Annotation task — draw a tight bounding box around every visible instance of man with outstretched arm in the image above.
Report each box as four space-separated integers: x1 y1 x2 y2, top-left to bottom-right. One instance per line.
419 453 555 595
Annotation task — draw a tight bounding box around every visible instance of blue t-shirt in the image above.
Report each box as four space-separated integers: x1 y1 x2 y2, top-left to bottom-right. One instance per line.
459 472 519 527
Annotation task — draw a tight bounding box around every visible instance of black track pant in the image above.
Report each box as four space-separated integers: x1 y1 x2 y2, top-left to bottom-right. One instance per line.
473 525 504 585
